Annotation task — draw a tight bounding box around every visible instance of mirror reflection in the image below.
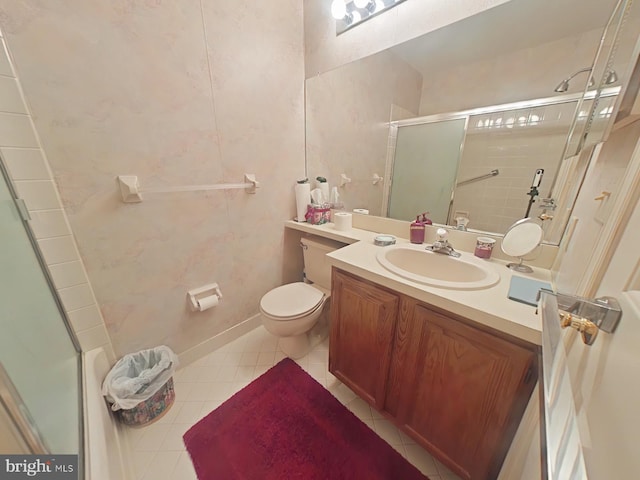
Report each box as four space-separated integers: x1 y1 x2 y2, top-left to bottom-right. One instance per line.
305 0 639 244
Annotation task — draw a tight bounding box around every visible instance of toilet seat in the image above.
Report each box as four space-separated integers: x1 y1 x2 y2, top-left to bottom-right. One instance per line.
260 282 325 320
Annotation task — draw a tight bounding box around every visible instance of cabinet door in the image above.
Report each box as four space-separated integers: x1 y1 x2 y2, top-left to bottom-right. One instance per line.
329 269 399 410
397 301 537 480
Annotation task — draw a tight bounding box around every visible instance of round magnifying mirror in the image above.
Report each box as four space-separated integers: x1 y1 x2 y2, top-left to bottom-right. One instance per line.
501 218 543 273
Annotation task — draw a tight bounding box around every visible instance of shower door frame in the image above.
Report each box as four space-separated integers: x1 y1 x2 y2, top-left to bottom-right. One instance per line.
0 156 85 470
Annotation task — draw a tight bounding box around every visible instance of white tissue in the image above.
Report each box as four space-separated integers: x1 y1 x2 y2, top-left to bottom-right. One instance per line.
196 295 219 311
310 188 325 205
333 212 352 231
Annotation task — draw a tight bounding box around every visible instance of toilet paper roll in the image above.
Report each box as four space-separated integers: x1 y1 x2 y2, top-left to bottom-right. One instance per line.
353 208 369 215
294 183 311 222
333 211 352 231
197 295 219 311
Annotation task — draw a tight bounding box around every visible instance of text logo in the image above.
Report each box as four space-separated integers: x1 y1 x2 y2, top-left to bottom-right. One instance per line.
0 456 77 479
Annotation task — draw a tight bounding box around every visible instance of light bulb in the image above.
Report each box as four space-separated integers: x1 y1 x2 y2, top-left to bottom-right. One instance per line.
374 0 385 12
354 0 371 8
351 10 362 23
331 0 347 19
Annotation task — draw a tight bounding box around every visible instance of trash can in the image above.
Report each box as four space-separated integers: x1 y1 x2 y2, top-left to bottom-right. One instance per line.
102 345 178 427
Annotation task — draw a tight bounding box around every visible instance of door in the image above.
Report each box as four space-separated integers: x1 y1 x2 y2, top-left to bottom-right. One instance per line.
388 118 467 223
395 301 536 480
550 116 640 477
0 161 82 456
329 269 399 409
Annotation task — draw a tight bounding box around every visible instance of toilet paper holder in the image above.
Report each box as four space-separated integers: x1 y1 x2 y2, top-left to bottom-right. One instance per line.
187 283 223 312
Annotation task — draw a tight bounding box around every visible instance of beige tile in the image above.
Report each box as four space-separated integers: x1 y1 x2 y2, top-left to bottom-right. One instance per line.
28 209 70 239
76 324 110 351
0 40 13 76
66 304 103 332
173 402 205 425
0 148 49 180
140 451 181 480
256 350 275 365
133 423 173 452
404 444 440 476
0 113 37 147
158 423 189 451
238 351 259 366
132 450 155 480
48 261 87 289
373 418 403 445
171 452 198 480
234 365 255 382
37 236 79 264
0 76 26 114
347 397 373 420
58 283 94 312
14 180 60 210
185 382 217 402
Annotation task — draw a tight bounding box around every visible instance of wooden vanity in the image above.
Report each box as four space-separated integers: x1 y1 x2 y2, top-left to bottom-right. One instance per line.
329 268 539 480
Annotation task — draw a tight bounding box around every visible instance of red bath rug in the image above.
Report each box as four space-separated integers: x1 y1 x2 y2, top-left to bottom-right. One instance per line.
183 358 430 479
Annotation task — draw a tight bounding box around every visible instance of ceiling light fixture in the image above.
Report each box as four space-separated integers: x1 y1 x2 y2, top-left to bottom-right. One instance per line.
332 0 408 35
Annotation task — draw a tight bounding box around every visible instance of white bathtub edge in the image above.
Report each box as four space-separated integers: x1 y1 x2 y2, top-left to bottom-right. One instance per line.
83 347 134 480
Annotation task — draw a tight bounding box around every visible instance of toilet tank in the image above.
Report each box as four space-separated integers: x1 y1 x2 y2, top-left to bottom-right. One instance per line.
301 236 346 290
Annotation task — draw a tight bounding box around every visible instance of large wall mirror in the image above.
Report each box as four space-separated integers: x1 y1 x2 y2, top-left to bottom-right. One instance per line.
306 0 640 245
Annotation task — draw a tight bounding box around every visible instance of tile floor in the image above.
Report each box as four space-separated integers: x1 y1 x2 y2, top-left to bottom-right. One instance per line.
127 326 462 480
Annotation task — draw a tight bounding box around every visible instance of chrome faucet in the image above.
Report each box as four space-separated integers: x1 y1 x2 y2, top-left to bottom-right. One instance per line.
425 228 461 258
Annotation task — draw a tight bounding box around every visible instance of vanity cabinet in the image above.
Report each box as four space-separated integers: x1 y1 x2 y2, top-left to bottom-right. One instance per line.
329 269 538 480
328 268 399 410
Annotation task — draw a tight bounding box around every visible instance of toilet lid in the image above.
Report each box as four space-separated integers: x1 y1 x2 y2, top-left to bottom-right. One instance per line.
260 282 324 318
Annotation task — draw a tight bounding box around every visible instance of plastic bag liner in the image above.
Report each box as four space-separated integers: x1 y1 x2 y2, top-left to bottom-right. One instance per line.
102 345 178 411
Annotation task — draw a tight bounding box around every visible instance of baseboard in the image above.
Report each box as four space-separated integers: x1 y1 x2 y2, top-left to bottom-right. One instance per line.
177 314 262 368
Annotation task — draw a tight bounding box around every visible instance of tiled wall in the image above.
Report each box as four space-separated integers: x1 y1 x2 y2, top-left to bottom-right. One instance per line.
306 50 422 215
0 2 305 359
0 32 114 357
451 102 577 234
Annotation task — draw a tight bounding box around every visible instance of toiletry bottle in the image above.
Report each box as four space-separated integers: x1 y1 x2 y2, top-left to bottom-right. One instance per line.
316 176 330 204
410 215 425 244
422 213 432 225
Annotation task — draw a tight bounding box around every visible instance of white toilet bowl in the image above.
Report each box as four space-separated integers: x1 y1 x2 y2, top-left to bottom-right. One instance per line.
259 282 329 358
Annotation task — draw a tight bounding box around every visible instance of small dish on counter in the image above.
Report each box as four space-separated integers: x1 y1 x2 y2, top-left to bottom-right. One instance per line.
373 235 396 246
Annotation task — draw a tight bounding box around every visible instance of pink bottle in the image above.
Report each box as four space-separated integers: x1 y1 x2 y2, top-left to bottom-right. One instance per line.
410 216 425 244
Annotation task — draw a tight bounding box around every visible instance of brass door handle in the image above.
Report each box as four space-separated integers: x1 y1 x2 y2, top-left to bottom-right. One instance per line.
559 311 599 345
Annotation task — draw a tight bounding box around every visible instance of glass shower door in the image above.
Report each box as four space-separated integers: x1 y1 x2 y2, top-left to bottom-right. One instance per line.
0 162 82 458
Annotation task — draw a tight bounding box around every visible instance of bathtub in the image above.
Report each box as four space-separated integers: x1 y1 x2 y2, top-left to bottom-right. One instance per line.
83 347 133 480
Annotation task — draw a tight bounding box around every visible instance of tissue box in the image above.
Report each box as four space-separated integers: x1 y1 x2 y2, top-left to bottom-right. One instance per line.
305 204 331 225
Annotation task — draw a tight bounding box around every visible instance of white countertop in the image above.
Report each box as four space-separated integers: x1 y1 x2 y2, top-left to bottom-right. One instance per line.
286 220 550 345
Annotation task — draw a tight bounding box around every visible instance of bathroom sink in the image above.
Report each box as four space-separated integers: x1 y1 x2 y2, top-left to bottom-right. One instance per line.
376 244 500 290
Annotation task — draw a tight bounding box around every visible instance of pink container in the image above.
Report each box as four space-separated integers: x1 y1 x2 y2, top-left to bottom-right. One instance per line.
474 237 496 259
117 377 175 427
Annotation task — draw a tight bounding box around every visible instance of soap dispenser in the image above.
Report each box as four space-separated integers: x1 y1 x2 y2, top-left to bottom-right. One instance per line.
422 212 432 225
410 215 425 244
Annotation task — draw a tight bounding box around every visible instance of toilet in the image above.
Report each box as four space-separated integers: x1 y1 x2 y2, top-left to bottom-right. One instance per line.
259 236 344 358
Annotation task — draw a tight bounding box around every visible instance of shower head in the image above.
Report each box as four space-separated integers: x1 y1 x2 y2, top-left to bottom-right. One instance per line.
554 67 618 93
605 69 619 85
